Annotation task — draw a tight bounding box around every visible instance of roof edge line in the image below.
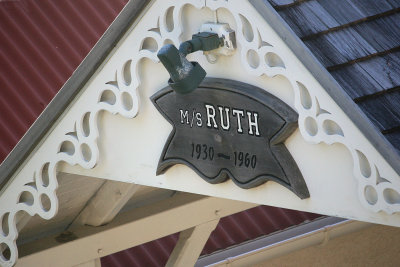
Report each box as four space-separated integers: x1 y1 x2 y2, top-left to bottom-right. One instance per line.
195 217 348 267
250 0 400 176
0 0 151 190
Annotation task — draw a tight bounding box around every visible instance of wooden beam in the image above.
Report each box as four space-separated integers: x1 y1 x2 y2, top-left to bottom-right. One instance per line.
166 220 219 267
16 193 256 267
71 181 141 227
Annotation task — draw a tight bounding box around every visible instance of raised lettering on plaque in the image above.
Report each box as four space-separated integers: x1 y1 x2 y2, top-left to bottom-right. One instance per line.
151 79 309 199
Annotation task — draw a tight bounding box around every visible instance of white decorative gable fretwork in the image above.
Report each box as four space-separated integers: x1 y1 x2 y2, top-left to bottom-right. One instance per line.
1 0 400 266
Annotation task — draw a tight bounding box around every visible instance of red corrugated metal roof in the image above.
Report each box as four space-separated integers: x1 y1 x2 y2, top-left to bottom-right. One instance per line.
0 1 324 266
0 0 128 163
101 206 321 267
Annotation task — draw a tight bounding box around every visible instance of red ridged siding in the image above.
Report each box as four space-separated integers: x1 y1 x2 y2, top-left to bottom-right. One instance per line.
0 0 128 163
101 206 321 267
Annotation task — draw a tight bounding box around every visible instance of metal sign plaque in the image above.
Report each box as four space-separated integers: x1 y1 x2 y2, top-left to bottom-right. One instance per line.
151 79 309 199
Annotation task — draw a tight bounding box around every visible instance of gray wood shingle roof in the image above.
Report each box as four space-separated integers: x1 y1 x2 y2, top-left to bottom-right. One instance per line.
268 0 400 152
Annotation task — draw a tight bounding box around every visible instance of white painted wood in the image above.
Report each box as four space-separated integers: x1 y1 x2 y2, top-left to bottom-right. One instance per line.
16 193 255 267
73 258 101 267
71 181 140 227
166 219 219 267
2 0 400 265
18 173 104 244
56 0 400 226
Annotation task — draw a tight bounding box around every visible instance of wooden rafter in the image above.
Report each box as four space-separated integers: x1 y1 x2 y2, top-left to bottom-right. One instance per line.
17 193 255 267
166 219 220 267
70 180 141 227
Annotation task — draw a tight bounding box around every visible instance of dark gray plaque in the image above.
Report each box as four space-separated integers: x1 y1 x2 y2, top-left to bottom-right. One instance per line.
151 78 309 199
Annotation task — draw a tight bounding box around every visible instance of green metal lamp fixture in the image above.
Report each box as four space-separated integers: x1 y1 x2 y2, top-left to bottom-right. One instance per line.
157 32 223 94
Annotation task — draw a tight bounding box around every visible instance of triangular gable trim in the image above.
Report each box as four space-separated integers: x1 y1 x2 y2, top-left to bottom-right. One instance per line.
1 1 400 266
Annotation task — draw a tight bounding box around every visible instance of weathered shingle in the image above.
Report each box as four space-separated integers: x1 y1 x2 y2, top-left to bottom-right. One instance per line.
387 0 400 8
279 0 339 37
317 0 365 25
357 90 400 131
385 131 400 152
330 63 385 99
354 13 400 51
350 0 395 15
358 52 400 91
332 52 400 99
305 28 377 67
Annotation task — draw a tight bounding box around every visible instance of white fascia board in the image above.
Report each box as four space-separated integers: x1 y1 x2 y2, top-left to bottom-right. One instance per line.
1 0 400 265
